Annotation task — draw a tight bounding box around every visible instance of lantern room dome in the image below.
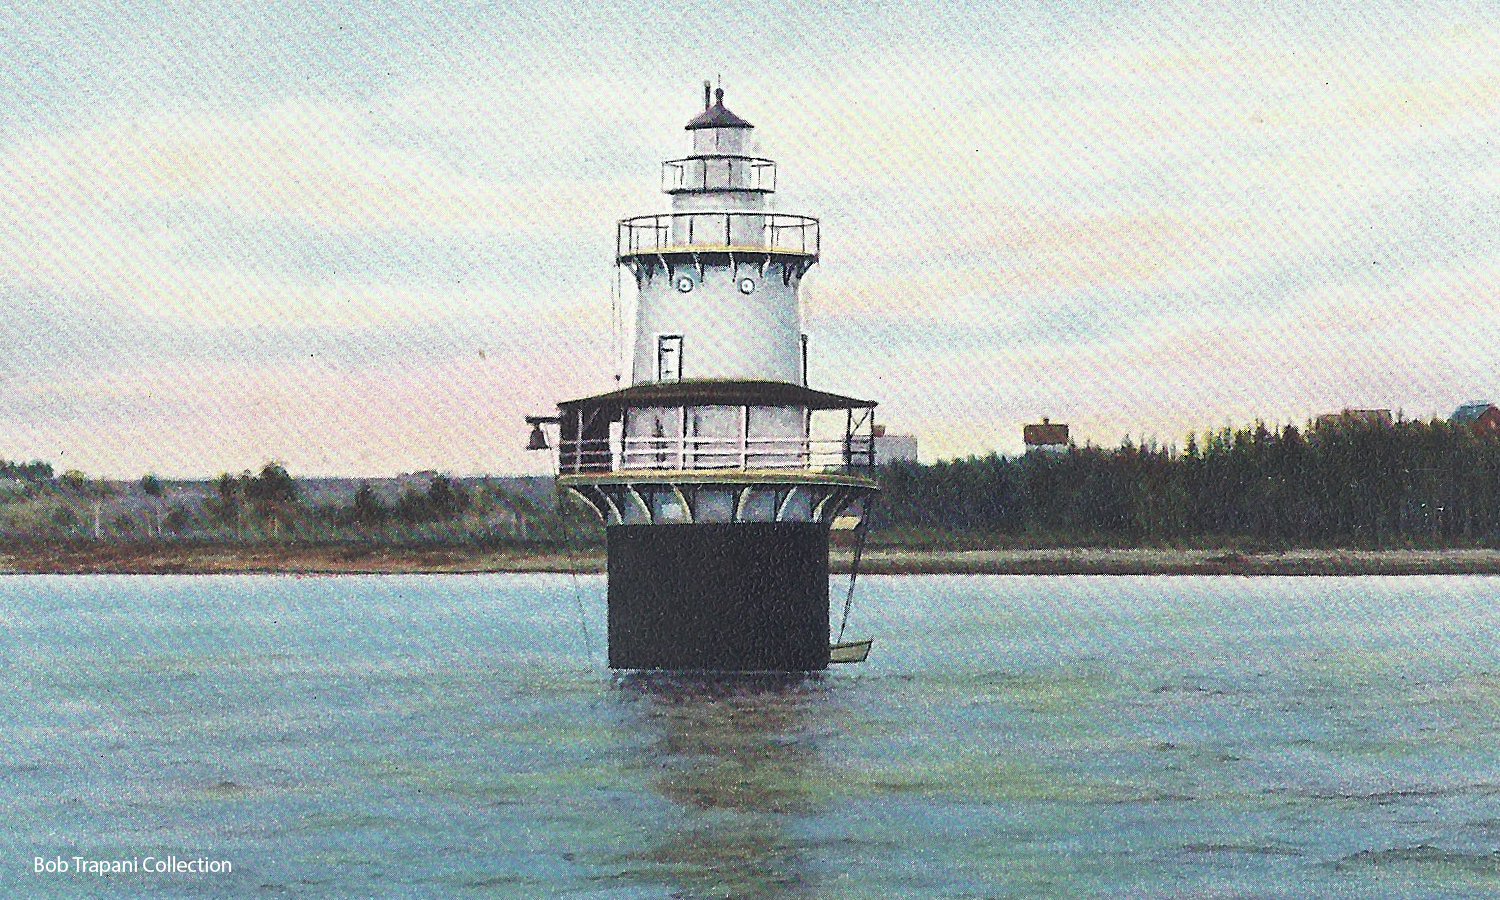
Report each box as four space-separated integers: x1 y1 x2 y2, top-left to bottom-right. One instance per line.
686 88 753 130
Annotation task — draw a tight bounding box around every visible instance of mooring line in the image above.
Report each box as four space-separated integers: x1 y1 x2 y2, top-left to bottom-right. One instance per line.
565 543 595 665
838 501 872 643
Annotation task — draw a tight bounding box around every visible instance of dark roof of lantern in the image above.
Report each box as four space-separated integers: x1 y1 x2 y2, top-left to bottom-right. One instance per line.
686 89 753 130
559 380 874 412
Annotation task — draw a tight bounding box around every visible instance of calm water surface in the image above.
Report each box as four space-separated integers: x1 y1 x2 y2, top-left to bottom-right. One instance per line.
2 574 1498 898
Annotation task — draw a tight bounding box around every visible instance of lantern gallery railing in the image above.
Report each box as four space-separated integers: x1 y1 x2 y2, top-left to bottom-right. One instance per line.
661 156 777 194
617 212 819 259
558 435 875 475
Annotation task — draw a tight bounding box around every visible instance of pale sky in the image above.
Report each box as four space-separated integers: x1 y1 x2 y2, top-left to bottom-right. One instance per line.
2 1 1497 477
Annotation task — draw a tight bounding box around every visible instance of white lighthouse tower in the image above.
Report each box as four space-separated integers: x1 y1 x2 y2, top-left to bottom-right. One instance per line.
534 85 878 671
625 84 807 387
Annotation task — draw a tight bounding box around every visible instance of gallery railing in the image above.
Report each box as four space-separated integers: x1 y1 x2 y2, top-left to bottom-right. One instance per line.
617 212 819 259
558 434 875 475
660 156 777 194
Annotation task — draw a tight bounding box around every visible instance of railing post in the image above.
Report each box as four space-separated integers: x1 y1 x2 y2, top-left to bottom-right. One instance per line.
845 408 853 472
574 409 583 474
740 406 749 470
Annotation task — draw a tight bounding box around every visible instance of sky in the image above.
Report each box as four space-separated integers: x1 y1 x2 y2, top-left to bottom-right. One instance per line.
1 0 1498 478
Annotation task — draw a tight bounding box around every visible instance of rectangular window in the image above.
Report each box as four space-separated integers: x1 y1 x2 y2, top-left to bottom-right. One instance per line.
657 335 682 382
624 406 682 469
747 405 806 468
687 405 739 468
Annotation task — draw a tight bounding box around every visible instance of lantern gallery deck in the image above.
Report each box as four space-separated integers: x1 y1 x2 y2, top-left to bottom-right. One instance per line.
554 380 877 476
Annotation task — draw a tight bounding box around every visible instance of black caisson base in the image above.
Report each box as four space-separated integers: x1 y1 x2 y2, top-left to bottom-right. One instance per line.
607 522 831 671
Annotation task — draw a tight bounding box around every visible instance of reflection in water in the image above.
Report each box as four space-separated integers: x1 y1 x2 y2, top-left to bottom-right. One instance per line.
612 673 832 900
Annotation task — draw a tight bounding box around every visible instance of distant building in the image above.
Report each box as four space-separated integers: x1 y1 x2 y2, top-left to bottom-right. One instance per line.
871 424 918 464
1316 409 1393 428
1023 418 1069 453
1450 401 1500 433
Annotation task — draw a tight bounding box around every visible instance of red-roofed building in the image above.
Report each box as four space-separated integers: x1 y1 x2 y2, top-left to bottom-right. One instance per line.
1450 402 1500 433
1023 418 1070 453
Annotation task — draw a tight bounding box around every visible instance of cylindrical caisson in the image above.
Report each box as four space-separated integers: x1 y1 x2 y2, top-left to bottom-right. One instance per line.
606 522 831 671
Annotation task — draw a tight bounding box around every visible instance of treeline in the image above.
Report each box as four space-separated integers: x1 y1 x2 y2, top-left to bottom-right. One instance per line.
0 462 598 547
0 460 53 481
11 416 1500 550
877 417 1500 547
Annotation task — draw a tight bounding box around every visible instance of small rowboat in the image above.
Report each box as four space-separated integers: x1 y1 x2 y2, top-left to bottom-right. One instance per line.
829 638 873 664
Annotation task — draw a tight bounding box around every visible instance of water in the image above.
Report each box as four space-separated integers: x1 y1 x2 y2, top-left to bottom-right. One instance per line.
2 574 1499 898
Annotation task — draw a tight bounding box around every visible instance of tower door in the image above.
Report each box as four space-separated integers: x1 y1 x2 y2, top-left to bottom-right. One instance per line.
657 334 683 382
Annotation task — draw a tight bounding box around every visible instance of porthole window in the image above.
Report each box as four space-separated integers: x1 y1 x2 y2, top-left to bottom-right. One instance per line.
675 275 694 293
738 277 755 295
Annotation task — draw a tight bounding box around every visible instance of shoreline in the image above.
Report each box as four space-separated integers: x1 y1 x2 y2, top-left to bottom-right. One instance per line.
853 548 1500 576
3 545 1500 576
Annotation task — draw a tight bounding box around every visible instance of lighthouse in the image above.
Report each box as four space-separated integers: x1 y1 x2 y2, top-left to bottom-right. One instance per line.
533 85 878 671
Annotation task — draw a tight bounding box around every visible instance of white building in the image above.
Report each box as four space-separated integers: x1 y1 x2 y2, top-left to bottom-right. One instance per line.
872 426 918 464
